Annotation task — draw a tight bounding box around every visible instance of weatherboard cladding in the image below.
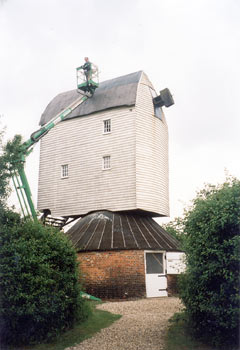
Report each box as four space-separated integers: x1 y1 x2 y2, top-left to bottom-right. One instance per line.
66 211 181 252
39 71 142 126
37 70 169 217
135 79 169 215
38 106 137 216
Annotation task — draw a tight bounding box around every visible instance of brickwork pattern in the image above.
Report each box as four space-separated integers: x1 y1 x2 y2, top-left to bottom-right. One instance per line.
77 250 146 299
167 275 179 296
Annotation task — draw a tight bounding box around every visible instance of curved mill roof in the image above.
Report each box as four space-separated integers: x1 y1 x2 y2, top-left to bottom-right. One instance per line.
66 211 182 252
40 71 142 126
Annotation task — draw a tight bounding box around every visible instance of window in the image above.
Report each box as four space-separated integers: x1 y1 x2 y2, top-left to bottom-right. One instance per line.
154 105 162 119
103 119 111 134
102 156 111 170
146 252 164 274
150 87 157 99
149 87 163 120
61 164 69 178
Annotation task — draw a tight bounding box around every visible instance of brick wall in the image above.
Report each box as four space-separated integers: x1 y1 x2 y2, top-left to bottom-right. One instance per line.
167 275 179 296
77 250 146 299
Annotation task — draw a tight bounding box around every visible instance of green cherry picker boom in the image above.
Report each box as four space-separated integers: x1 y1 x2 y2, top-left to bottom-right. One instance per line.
11 62 99 221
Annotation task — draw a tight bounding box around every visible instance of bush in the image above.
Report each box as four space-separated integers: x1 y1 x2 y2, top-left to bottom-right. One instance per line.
0 220 90 346
179 178 240 349
0 206 21 228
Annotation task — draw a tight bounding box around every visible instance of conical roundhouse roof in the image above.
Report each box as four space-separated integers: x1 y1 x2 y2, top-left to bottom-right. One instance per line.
66 211 182 252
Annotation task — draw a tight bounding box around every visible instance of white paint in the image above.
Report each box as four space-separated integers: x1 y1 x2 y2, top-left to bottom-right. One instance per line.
166 252 186 274
145 274 168 298
144 251 168 298
37 72 169 217
91 212 112 221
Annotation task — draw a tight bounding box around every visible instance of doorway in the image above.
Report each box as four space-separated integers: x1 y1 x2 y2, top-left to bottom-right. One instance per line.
145 251 168 297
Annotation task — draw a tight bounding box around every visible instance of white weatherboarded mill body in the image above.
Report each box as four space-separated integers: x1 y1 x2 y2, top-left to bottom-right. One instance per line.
37 71 169 218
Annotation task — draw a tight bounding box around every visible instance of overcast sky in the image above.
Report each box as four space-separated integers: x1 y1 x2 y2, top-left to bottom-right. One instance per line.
0 0 239 223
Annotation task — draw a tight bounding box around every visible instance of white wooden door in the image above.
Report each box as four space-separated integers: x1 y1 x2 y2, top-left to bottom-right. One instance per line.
145 251 168 297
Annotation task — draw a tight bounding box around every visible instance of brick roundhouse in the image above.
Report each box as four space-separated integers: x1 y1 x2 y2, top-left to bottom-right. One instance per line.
66 211 183 299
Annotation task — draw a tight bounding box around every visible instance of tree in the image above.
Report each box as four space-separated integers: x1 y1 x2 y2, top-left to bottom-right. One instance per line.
0 131 90 346
0 127 23 209
0 220 89 346
179 177 240 348
163 216 185 246
0 128 10 208
0 132 24 227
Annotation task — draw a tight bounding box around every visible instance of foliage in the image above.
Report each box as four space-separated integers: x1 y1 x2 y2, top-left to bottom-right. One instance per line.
0 205 21 229
0 220 90 346
1 134 23 170
163 216 185 246
0 131 11 206
165 312 214 350
0 131 23 208
179 177 240 349
0 130 91 346
20 302 121 350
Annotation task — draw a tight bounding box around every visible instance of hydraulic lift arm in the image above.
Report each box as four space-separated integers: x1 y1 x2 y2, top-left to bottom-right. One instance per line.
12 92 90 220
23 93 89 151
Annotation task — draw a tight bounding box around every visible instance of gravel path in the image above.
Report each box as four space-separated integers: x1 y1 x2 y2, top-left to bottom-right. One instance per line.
67 297 182 350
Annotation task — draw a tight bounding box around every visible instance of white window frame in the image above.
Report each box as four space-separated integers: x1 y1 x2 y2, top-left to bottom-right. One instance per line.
102 155 111 170
103 119 111 134
144 250 166 275
61 164 69 178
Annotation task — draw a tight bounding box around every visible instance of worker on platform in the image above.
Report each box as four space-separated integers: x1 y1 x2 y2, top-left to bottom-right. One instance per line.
79 57 92 82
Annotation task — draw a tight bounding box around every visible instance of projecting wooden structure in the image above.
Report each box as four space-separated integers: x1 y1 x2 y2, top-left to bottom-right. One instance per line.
37 71 169 219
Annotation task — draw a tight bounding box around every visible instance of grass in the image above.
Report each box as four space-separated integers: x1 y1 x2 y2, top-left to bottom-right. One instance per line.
8 301 121 350
165 312 216 350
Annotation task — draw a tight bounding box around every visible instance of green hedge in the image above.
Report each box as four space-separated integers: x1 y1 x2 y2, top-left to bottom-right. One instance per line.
0 219 89 346
179 178 240 348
